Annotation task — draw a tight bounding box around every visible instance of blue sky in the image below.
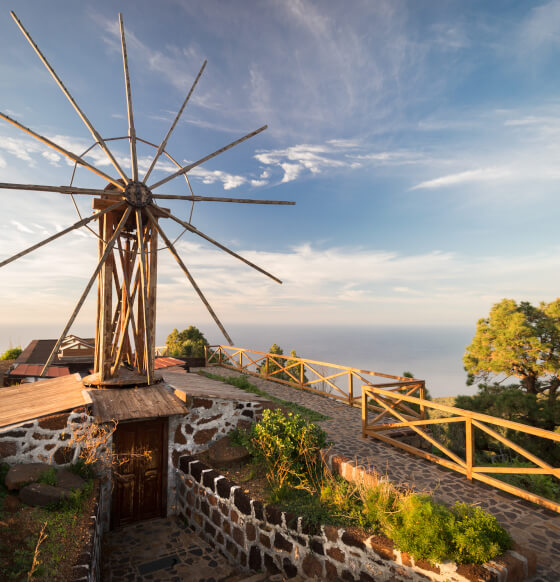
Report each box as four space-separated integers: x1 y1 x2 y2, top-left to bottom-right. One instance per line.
1 0 560 349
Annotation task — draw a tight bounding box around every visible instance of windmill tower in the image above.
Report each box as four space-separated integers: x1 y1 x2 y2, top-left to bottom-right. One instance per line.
0 12 293 387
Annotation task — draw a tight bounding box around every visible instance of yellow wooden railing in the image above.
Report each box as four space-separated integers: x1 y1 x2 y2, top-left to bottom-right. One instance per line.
205 344 424 408
362 383 560 513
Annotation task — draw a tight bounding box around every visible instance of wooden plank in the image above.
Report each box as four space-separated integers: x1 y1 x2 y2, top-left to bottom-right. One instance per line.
119 13 137 181
152 194 295 205
41 207 132 376
0 111 124 189
146 208 234 345
143 59 207 183
370 394 467 468
368 386 560 442
365 429 467 475
0 201 124 269
157 206 282 284
471 419 558 475
149 125 268 190
135 209 152 383
10 11 129 183
0 374 86 428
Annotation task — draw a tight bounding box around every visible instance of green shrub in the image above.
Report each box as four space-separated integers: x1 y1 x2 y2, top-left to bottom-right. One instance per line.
450 502 512 564
361 479 399 532
244 409 329 489
389 495 455 563
37 467 58 486
68 459 96 481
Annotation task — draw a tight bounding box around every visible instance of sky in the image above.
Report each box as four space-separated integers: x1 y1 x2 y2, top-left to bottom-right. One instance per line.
2 0 560 353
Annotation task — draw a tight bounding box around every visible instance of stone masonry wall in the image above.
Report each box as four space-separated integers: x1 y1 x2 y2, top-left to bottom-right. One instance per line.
167 394 265 515
176 455 536 582
70 479 103 582
0 407 94 466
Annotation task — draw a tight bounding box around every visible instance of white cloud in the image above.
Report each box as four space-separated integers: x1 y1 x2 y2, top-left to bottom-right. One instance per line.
10 220 34 234
41 151 61 166
411 167 512 190
189 167 247 190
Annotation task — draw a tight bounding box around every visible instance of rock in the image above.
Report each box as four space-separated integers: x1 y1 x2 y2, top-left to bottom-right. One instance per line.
56 469 85 491
208 435 250 467
2 494 23 513
5 463 51 490
19 482 69 507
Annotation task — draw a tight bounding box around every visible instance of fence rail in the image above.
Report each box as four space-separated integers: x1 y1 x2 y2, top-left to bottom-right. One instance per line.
362 384 560 513
205 344 424 409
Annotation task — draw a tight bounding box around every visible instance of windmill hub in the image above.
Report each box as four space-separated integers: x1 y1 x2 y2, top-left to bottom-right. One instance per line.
124 181 152 208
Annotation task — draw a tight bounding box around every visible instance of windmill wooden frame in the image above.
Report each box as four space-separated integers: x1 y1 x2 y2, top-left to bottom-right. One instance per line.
0 11 294 387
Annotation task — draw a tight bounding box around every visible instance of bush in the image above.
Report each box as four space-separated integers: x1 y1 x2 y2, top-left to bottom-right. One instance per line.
389 495 455 563
450 502 512 564
243 409 329 490
0 346 21 360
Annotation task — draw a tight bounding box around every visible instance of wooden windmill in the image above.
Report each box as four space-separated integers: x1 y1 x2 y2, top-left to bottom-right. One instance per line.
0 12 293 387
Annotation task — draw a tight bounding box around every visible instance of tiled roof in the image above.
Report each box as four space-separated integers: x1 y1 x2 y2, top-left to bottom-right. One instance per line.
154 356 185 370
9 364 71 378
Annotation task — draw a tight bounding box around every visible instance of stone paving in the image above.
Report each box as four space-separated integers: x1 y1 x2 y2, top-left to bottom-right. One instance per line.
101 516 244 581
203 366 559 582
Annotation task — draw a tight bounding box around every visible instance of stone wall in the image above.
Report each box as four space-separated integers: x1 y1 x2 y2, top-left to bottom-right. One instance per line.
70 479 103 582
0 407 94 466
167 395 265 515
176 455 536 582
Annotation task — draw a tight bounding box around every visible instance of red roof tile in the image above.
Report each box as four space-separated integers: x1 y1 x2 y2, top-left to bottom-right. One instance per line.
9 364 71 378
154 357 184 370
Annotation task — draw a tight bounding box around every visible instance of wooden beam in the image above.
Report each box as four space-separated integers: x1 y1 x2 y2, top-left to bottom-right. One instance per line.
148 125 268 190
40 207 132 376
154 205 282 284
0 111 124 190
145 207 234 345
11 11 129 183
152 194 295 205
135 209 153 383
0 183 119 196
147 217 158 380
119 13 137 181
143 59 207 183
0 201 125 269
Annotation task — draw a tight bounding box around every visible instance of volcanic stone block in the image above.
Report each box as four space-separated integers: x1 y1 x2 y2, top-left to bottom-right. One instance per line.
19 482 68 506
5 462 51 490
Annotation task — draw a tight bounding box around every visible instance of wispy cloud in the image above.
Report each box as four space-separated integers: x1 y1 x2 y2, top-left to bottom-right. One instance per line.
411 167 512 190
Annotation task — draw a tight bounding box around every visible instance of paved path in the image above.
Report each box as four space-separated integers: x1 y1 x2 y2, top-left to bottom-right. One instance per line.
101 516 244 582
204 366 559 582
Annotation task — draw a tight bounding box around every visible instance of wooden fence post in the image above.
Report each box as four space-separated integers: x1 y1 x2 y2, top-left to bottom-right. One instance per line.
419 382 426 420
299 361 304 388
265 355 269 378
239 351 243 371
362 387 368 437
348 373 354 406
466 417 474 481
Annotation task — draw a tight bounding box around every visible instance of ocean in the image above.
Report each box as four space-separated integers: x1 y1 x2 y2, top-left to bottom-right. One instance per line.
212 324 479 399
2 322 478 398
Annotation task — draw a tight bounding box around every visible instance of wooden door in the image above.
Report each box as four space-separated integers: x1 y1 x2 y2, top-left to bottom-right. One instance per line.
111 418 167 529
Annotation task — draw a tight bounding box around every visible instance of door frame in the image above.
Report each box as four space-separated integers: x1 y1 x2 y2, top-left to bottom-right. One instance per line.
110 416 168 529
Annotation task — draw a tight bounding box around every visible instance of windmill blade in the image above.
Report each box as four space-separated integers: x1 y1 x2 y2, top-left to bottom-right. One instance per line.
153 204 282 284
145 208 233 345
152 194 295 205
119 13 138 182
10 11 129 183
143 60 207 183
0 111 124 190
135 209 154 383
40 206 133 376
0 183 121 197
0 201 125 269
148 125 268 190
